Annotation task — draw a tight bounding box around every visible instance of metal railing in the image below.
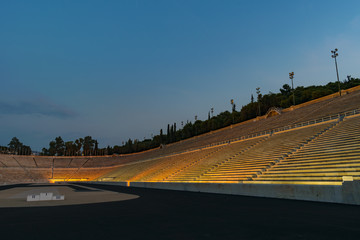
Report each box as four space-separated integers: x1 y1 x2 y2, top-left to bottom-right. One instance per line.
178 108 360 154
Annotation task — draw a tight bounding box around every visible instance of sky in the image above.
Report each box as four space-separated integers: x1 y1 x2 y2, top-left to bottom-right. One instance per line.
1 0 360 151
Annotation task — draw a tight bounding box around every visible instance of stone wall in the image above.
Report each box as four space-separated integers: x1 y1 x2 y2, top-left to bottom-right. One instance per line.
88 181 360 205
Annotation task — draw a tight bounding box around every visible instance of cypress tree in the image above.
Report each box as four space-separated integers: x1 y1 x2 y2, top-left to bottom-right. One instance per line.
167 124 170 143
174 123 177 141
170 125 174 143
160 129 163 144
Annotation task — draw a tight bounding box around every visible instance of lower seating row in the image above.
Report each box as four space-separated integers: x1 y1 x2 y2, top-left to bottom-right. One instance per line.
247 115 360 185
97 147 222 182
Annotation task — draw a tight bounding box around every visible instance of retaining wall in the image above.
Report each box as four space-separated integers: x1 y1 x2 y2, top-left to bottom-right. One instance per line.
88 181 360 205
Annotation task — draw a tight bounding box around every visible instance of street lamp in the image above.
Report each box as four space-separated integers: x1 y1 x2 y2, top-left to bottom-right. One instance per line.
289 72 295 105
331 48 341 96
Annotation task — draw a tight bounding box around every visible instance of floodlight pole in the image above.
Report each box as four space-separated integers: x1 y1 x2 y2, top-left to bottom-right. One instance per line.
289 72 295 105
331 48 341 96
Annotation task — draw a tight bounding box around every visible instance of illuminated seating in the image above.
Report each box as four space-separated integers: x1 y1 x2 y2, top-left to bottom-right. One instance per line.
164 138 266 182
98 158 168 182
195 122 334 182
67 167 115 181
52 168 78 179
248 115 360 185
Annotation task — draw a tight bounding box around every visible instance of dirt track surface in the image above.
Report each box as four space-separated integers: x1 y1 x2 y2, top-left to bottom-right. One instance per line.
0 183 359 240
0 183 138 207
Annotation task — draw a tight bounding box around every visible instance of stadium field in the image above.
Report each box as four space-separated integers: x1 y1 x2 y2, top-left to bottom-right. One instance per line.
0 183 359 240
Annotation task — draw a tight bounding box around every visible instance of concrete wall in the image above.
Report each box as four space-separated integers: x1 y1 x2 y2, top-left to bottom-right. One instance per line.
88 181 360 205
89 181 129 187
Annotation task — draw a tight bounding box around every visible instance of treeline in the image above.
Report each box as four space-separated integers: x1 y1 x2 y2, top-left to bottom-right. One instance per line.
0 137 32 155
41 136 106 156
106 77 360 155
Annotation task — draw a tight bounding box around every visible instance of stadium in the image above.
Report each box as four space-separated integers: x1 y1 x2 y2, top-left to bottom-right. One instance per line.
1 86 360 239
2 1 360 239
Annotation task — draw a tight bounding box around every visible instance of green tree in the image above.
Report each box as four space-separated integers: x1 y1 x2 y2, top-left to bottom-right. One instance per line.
8 137 22 153
7 137 32 155
75 138 84 155
55 136 65 156
160 129 164 144
65 141 76 156
83 136 96 155
280 84 292 96
167 124 170 143
48 140 57 156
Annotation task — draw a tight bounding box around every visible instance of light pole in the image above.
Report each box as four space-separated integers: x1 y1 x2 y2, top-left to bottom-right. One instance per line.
289 72 295 105
331 48 341 96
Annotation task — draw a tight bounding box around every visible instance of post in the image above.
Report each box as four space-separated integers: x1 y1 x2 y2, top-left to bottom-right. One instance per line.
289 72 295 105
331 48 341 96
335 57 340 95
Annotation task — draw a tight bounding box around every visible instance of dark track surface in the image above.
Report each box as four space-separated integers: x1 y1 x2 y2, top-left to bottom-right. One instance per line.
0 183 360 240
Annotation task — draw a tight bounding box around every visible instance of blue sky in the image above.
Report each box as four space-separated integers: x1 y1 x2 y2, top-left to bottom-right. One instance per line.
1 0 360 150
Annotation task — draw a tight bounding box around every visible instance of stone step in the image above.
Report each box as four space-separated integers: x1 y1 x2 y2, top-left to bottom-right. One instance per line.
259 171 360 177
200 175 252 179
254 176 349 181
271 163 360 171
202 172 258 176
243 180 343 185
279 158 360 167
300 141 360 150
286 149 360 159
266 167 360 173
217 163 273 169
